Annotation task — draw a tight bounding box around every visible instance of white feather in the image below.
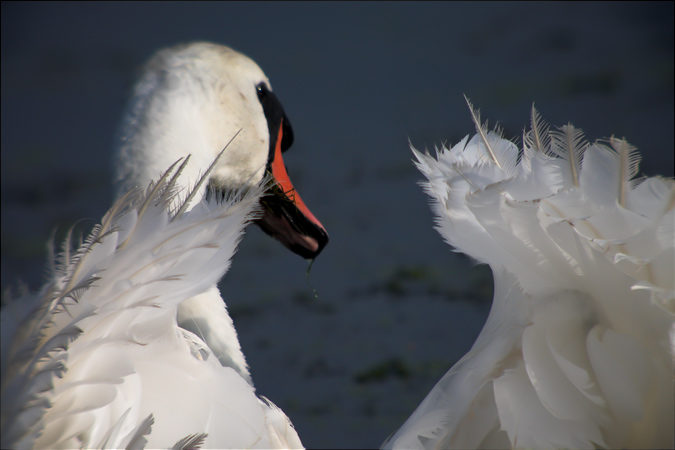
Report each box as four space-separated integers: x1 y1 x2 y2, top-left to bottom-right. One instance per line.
384 103 674 449
1 162 302 449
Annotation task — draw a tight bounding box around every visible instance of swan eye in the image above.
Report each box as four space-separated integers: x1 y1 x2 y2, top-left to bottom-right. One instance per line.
256 81 294 153
256 83 268 100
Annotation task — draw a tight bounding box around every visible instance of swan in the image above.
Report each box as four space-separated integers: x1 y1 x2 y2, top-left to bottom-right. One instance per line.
383 100 674 449
1 42 328 449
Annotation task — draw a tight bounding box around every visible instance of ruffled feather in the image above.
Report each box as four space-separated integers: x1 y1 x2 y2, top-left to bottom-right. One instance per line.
1 157 302 449
385 102 674 449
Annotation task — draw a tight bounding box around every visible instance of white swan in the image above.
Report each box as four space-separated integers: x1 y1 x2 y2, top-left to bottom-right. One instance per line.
1 42 328 449
384 100 674 449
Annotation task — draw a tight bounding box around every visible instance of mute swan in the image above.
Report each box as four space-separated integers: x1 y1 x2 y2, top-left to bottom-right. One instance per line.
1 42 327 449
383 100 674 449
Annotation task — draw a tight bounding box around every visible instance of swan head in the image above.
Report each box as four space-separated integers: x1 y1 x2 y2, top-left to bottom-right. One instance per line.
114 42 328 258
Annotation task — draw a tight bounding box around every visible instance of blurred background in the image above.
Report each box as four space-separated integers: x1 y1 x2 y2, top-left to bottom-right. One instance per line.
2 2 673 448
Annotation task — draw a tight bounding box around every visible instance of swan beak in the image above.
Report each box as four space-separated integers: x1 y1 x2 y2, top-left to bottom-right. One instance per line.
257 121 329 259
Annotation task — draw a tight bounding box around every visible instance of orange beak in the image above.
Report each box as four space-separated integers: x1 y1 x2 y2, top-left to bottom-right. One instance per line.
257 121 329 259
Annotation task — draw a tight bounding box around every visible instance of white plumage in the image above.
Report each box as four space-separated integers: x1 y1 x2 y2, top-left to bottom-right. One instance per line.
0 42 330 449
1 163 302 448
384 100 674 449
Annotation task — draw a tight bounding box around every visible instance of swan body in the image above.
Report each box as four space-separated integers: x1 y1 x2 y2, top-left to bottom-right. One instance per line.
384 101 674 449
1 42 328 449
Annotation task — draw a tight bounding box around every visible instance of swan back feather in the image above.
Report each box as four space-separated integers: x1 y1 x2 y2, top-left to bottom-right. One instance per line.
385 100 674 449
1 158 302 449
